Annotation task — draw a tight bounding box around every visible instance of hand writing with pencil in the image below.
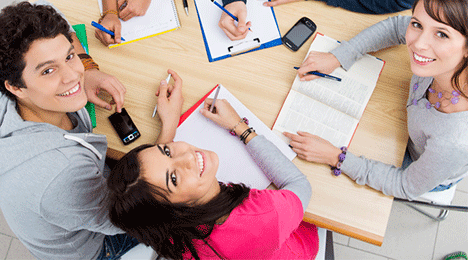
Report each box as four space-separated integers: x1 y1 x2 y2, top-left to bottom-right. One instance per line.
155 69 184 144
218 1 251 40
118 0 151 21
201 98 258 142
297 51 341 81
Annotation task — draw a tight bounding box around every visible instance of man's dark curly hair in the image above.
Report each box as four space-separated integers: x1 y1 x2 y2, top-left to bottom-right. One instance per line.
0 1 72 100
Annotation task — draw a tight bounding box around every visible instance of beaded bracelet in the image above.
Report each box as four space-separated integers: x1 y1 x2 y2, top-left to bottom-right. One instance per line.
239 127 255 144
229 117 248 136
330 146 347 176
98 10 119 23
78 54 100 71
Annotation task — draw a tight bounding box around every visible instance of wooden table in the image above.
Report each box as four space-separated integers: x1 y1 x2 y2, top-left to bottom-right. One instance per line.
46 0 413 246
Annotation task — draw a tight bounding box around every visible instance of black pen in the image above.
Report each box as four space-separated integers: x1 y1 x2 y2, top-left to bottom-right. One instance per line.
183 0 189 16
294 67 341 82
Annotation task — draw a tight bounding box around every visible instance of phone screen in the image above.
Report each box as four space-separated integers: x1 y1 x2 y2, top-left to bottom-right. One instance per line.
108 108 140 145
286 23 314 46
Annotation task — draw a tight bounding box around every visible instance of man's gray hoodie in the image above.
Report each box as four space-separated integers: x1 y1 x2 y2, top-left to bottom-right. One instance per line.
0 91 123 259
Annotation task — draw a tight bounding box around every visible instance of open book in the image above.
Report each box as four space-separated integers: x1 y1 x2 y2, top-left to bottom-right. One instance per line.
98 0 180 48
273 33 385 148
174 85 295 189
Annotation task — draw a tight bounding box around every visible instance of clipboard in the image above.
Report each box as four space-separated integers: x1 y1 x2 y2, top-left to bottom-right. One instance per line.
194 0 282 62
174 84 296 189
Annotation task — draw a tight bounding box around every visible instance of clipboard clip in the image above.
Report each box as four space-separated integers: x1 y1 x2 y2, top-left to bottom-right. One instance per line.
227 38 261 56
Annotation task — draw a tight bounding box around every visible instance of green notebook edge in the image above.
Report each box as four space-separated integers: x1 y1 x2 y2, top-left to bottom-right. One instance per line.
72 24 96 128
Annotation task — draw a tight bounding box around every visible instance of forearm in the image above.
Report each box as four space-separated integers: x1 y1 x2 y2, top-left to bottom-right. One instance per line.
341 145 463 200
246 135 312 211
102 0 118 12
330 15 410 70
155 123 177 144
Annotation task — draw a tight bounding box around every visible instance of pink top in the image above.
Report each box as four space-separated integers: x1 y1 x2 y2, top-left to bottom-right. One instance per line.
183 189 319 259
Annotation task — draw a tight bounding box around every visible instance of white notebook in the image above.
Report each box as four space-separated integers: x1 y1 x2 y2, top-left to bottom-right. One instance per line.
98 0 180 48
273 33 385 148
174 85 296 189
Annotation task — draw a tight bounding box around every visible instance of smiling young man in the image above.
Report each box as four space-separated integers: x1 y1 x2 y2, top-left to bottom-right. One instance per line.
0 2 141 260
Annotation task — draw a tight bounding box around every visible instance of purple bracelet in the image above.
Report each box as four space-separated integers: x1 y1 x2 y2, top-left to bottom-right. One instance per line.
330 146 347 176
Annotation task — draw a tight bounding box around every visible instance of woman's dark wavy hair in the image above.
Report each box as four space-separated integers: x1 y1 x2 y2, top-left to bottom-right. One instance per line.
107 144 251 260
412 0 468 98
0 2 72 100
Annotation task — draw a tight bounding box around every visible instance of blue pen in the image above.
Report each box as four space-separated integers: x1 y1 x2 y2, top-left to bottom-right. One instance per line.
210 0 251 31
294 67 341 82
91 21 126 41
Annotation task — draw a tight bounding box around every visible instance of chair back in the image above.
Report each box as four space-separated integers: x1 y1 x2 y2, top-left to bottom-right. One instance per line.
417 184 458 205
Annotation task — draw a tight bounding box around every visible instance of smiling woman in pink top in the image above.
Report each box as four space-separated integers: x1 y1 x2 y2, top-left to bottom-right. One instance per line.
107 97 319 259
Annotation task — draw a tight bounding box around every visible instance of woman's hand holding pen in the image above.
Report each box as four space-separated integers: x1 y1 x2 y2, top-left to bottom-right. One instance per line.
95 14 122 46
218 2 251 41
155 69 184 143
201 98 257 142
298 51 341 81
118 0 151 21
283 131 341 167
201 99 241 130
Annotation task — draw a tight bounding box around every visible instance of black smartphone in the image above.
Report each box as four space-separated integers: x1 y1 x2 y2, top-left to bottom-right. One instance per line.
282 17 317 52
108 108 141 145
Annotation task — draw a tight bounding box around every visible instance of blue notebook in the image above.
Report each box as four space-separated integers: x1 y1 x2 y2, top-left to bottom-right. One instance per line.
194 0 282 62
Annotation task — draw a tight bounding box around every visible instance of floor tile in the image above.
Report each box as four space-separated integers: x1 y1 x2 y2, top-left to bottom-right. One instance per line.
348 200 438 260
0 234 12 260
0 210 15 238
432 191 468 260
0 0 14 10
333 232 350 246
334 243 388 260
6 238 35 260
456 178 468 193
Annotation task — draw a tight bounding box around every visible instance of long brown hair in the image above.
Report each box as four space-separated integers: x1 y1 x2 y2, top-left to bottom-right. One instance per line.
412 0 468 98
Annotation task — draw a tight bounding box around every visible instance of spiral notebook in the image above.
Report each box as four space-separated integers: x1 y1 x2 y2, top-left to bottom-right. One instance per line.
97 0 180 48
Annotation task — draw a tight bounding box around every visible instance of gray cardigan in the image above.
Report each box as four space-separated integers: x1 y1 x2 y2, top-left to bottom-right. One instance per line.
330 15 468 200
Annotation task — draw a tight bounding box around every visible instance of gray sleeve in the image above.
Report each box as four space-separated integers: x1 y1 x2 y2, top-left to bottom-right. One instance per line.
41 158 123 235
342 139 468 200
246 135 312 212
33 0 76 34
330 15 410 70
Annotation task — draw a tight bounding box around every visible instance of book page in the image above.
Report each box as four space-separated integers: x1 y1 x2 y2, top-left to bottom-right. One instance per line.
174 85 296 190
98 0 180 47
193 0 281 61
274 91 358 148
291 34 384 119
273 33 384 148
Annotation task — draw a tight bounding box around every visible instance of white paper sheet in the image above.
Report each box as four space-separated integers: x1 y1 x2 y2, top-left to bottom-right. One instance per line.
174 85 296 190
